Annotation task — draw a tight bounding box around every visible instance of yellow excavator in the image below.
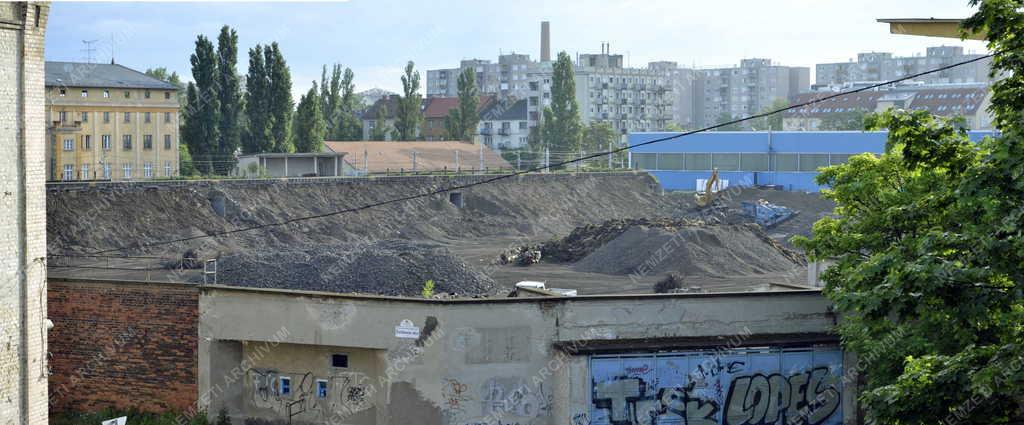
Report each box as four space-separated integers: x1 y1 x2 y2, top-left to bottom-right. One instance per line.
694 168 721 208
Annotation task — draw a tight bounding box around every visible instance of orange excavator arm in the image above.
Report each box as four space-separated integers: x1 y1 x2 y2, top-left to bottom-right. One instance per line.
694 168 720 207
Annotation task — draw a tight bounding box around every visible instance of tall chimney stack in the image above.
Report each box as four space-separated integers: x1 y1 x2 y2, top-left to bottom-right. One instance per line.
541 21 551 62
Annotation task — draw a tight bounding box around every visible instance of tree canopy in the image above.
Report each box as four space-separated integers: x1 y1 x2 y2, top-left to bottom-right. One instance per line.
394 61 422 141
794 2 1024 423
541 51 583 153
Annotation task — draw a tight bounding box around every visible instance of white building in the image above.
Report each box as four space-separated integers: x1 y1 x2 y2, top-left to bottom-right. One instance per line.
477 99 529 150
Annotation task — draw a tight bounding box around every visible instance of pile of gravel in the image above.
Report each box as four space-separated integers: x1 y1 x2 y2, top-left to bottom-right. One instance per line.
571 224 806 277
539 218 707 263
217 239 500 297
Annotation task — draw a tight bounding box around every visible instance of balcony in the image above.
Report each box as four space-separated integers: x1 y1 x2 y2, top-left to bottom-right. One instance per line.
51 120 83 132
480 128 493 136
498 128 511 136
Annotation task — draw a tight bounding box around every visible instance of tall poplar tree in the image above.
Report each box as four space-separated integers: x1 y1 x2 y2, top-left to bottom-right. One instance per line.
216 26 241 173
320 64 343 139
265 42 293 152
541 52 582 153
244 45 272 153
338 67 361 140
294 82 326 153
444 67 479 141
184 35 220 174
394 61 422 141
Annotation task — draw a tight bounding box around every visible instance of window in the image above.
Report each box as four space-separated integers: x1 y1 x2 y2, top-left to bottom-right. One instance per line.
685 153 711 171
740 153 769 171
519 121 527 130
80 164 89 180
632 153 657 169
103 111 110 123
657 153 684 170
124 112 131 123
711 153 740 171
62 138 74 151
164 112 171 123
164 134 172 150
81 111 88 122
122 135 132 150
143 135 153 150
164 91 171 99
331 354 349 368
81 90 88 98
83 135 91 150
773 154 799 172
59 88 66 96
58 111 67 123
316 380 328 399
124 90 131 98
279 377 291 396
62 165 73 181
144 90 151 99
123 163 132 179
799 153 830 172
103 90 110 98
144 112 151 123
144 162 152 178
164 161 172 177
103 164 111 179
830 154 853 165
102 135 111 150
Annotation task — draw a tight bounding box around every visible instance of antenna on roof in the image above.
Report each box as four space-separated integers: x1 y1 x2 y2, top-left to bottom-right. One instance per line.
81 39 98 63
110 33 116 65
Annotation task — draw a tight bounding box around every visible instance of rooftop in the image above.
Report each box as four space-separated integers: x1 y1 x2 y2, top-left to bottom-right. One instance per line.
45 61 179 90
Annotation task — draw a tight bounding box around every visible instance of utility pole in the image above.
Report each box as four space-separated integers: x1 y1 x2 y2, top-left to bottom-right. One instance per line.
412 151 417 172
608 142 613 169
516 151 521 171
479 141 484 172
363 149 368 175
455 150 460 172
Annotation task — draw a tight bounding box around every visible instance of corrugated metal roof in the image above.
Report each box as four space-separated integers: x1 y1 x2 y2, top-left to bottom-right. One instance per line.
45 61 179 90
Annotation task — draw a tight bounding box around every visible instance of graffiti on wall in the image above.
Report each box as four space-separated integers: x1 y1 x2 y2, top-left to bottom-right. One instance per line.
442 376 553 424
248 369 374 421
589 348 843 425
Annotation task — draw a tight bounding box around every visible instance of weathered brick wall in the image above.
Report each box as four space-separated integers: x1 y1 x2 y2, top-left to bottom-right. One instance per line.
47 279 199 414
0 3 49 425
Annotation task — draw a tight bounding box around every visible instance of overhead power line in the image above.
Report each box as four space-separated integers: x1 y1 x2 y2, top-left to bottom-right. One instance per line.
86 53 996 255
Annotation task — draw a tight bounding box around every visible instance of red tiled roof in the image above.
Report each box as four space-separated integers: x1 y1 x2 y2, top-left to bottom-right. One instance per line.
423 96 495 119
906 87 988 117
785 92 885 118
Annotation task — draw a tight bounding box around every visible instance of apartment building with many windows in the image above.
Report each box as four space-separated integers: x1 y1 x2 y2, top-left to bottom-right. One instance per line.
45 61 180 181
816 46 992 88
693 58 810 129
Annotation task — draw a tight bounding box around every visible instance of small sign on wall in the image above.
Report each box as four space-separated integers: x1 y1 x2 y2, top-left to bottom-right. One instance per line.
101 417 127 425
395 319 420 339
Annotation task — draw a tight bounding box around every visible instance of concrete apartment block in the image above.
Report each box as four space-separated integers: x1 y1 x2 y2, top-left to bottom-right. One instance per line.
0 2 49 425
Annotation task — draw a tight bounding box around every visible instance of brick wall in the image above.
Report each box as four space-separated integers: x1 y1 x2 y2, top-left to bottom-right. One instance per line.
47 279 199 414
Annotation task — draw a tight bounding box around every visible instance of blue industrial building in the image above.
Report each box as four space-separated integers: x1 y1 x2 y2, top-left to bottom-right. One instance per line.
628 131 996 192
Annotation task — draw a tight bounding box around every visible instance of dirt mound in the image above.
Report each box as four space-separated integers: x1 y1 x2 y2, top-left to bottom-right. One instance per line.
540 218 706 263
571 224 805 277
217 239 498 297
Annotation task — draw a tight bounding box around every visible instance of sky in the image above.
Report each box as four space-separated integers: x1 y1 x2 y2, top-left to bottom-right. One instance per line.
45 1 990 100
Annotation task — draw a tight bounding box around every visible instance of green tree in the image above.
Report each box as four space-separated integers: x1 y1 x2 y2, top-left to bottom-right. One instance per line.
265 42 293 152
819 109 868 131
445 68 479 141
582 121 617 153
793 3 1024 423
183 35 220 174
750 98 787 131
320 64 343 139
178 139 196 177
370 102 391 141
215 25 242 174
664 122 685 132
338 67 362 140
243 45 272 154
394 61 422 141
294 82 326 153
713 111 743 131
541 52 583 153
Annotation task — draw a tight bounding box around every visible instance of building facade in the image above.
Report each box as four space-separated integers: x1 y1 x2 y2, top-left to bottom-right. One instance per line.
45 61 180 181
693 59 810 129
0 3 50 425
783 83 994 131
478 98 528 149
816 46 992 87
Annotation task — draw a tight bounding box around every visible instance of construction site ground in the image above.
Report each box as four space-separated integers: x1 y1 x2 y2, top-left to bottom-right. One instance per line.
46 173 834 297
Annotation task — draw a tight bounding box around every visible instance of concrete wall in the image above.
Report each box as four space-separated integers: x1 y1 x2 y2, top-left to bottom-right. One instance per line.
0 3 49 424
198 286 853 425
47 279 199 414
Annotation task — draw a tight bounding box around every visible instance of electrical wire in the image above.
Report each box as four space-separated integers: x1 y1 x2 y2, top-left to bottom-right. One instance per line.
84 52 996 255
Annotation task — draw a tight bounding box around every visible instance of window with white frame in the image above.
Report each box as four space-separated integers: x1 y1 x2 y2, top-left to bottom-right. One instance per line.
62 164 73 181
80 164 89 180
164 134 172 150
123 163 132 179
81 90 88 98
103 111 110 123
103 164 111 179
81 111 88 122
164 161 172 177
63 138 74 151
316 380 328 399
83 135 91 150
123 134 132 150
103 90 110 98
102 135 111 150
144 162 152 178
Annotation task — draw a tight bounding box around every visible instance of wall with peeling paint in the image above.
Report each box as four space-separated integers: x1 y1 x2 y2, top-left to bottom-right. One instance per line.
198 287 854 425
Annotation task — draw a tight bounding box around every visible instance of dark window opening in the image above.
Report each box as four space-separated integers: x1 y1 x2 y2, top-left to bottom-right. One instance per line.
331 354 348 368
449 192 464 208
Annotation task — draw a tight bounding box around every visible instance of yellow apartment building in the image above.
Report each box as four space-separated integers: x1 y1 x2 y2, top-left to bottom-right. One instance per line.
45 61 180 181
